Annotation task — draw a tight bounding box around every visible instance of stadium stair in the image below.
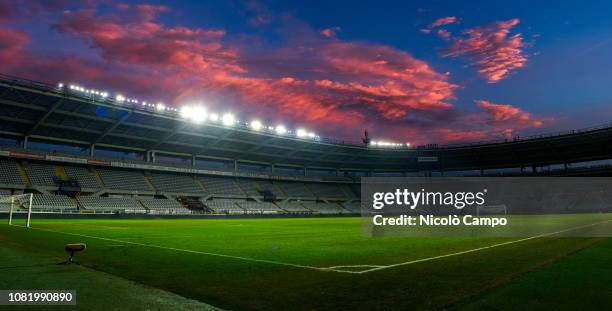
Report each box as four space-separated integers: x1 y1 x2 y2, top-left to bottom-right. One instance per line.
143 176 156 191
91 169 106 188
55 165 69 181
16 162 30 185
195 179 207 192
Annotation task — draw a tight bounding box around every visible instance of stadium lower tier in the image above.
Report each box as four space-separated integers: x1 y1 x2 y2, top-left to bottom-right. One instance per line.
0 158 360 215
2 194 357 215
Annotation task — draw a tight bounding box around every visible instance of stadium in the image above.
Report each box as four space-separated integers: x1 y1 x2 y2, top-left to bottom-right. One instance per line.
1 74 611 310
1 1 612 310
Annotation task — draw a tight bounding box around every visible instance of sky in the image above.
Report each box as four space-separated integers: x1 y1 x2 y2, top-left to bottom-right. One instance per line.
1 0 612 145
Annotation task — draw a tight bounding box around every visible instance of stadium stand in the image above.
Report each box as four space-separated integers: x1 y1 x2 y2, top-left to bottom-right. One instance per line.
138 198 190 213
204 198 244 213
235 199 282 213
25 162 57 186
64 166 101 189
32 194 76 211
0 160 24 186
236 179 260 196
78 196 145 212
199 176 244 196
341 201 361 213
274 181 313 197
148 173 203 193
255 180 283 196
301 202 346 214
275 201 312 213
0 189 12 211
307 183 348 198
97 168 153 192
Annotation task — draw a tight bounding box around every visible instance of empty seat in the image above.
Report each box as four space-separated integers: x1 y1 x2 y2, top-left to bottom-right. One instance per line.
236 179 260 196
0 160 24 185
78 196 144 212
199 176 244 195
306 183 347 198
341 201 362 213
65 166 100 189
275 201 311 212
149 173 203 193
97 168 152 192
31 194 76 210
274 181 313 197
26 163 57 186
300 201 345 214
139 198 190 213
204 198 244 213
236 200 282 213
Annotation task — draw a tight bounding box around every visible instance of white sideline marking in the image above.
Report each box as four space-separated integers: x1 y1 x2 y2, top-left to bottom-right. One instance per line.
7 219 609 275
353 219 611 274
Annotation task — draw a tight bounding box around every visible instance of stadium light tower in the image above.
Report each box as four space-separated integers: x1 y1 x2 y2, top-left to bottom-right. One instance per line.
362 130 371 146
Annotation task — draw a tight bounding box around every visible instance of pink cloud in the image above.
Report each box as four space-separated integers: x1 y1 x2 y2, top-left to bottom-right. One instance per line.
0 3 548 145
430 16 457 28
320 27 341 38
475 99 544 128
444 18 527 83
437 29 451 40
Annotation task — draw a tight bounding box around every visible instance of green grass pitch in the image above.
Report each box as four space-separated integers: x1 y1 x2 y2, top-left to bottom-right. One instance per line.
0 217 611 310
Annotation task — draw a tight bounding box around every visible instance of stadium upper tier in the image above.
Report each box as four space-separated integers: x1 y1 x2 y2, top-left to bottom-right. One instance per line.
1 74 612 173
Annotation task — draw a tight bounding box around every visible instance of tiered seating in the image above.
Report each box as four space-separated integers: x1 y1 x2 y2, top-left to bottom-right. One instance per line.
276 201 311 213
65 166 100 189
236 200 282 213
343 185 359 198
255 180 282 196
97 168 152 192
138 198 190 213
300 202 345 214
341 202 362 213
274 181 313 197
149 173 202 193
306 183 347 198
32 194 76 210
199 176 244 195
0 189 12 211
0 160 24 185
78 196 144 212
204 198 244 213
25 163 57 186
236 179 260 196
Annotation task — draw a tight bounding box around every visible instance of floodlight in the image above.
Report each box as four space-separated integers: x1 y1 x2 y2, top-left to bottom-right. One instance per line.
58 83 63 88
156 103 166 111
209 113 219 122
275 125 287 135
180 106 192 118
192 107 207 123
222 113 235 126
250 119 263 131
307 132 316 138
116 95 125 102
296 128 308 138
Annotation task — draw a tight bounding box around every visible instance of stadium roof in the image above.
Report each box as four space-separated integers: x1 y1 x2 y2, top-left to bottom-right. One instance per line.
1 74 612 172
